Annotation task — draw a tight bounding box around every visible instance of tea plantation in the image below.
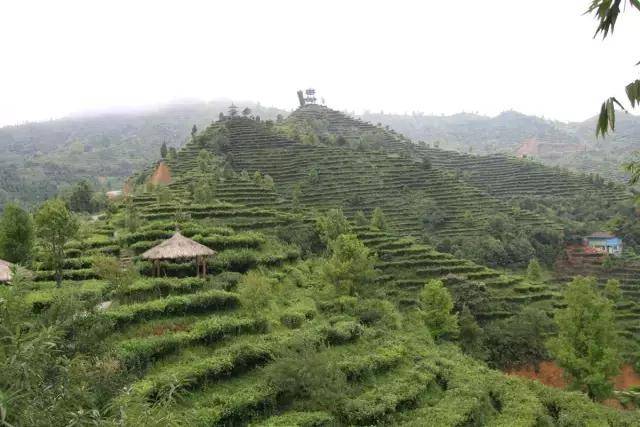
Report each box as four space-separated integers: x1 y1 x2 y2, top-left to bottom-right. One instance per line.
3 106 640 426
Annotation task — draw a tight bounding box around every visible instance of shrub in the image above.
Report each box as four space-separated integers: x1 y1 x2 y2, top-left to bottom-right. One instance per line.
211 249 259 273
280 311 306 329
93 255 139 292
484 307 554 369
327 321 364 344
264 344 347 412
237 271 274 317
458 306 486 360
370 207 387 231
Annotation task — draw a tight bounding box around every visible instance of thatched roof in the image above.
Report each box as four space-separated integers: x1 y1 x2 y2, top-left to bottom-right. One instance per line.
141 232 216 260
0 259 13 283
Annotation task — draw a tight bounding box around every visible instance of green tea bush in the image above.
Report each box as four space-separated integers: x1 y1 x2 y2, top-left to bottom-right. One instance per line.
265 344 347 413
280 311 306 329
237 271 274 317
211 249 259 272
104 290 239 326
115 277 207 301
327 321 364 344
118 316 267 368
255 411 334 427
131 339 275 402
338 343 405 381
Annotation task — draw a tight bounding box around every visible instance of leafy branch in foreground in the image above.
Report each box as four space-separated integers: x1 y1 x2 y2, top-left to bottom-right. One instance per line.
587 0 640 136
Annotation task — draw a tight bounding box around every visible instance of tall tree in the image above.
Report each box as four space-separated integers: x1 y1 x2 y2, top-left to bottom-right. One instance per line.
547 276 621 401
67 180 94 212
297 90 306 107
370 207 387 230
458 305 486 360
419 279 459 340
323 234 377 295
315 208 352 245
0 203 34 264
34 199 79 287
191 124 198 140
160 142 168 159
526 258 543 282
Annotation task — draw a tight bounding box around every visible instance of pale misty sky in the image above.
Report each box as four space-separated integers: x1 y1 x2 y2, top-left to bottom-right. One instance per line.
1 0 639 127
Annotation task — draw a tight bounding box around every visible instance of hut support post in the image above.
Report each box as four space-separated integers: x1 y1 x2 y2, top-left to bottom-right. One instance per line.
202 256 207 278
154 260 160 277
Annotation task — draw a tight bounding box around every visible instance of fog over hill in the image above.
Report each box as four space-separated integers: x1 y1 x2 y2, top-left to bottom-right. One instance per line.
0 101 287 209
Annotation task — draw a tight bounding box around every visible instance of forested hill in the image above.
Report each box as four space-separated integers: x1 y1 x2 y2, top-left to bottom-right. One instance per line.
0 101 286 209
360 110 640 183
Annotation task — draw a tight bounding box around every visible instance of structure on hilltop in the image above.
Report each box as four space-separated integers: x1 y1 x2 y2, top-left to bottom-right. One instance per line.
304 88 317 105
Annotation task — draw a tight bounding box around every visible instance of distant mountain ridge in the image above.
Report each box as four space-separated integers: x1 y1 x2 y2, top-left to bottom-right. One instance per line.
360 110 640 183
0 101 287 209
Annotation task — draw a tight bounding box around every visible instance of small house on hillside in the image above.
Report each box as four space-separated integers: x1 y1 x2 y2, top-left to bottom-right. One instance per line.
0 259 13 283
584 232 623 256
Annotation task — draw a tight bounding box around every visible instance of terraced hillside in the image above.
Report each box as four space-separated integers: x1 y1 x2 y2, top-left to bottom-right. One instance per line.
160 116 558 242
11 109 640 424
18 199 637 425
287 105 630 204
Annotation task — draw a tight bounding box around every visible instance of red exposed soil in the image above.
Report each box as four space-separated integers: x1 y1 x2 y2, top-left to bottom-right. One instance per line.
516 138 540 158
508 361 640 391
507 361 567 388
149 161 172 186
614 364 640 390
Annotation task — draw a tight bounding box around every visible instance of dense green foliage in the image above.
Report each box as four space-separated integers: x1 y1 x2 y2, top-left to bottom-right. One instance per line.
34 199 79 286
0 203 34 263
419 280 459 340
547 277 621 401
1 106 638 425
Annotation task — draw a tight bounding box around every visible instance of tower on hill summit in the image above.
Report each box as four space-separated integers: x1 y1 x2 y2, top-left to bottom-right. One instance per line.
304 88 317 105
228 103 238 117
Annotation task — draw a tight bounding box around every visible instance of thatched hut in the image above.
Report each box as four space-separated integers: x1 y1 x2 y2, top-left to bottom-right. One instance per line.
0 259 13 283
141 232 216 278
